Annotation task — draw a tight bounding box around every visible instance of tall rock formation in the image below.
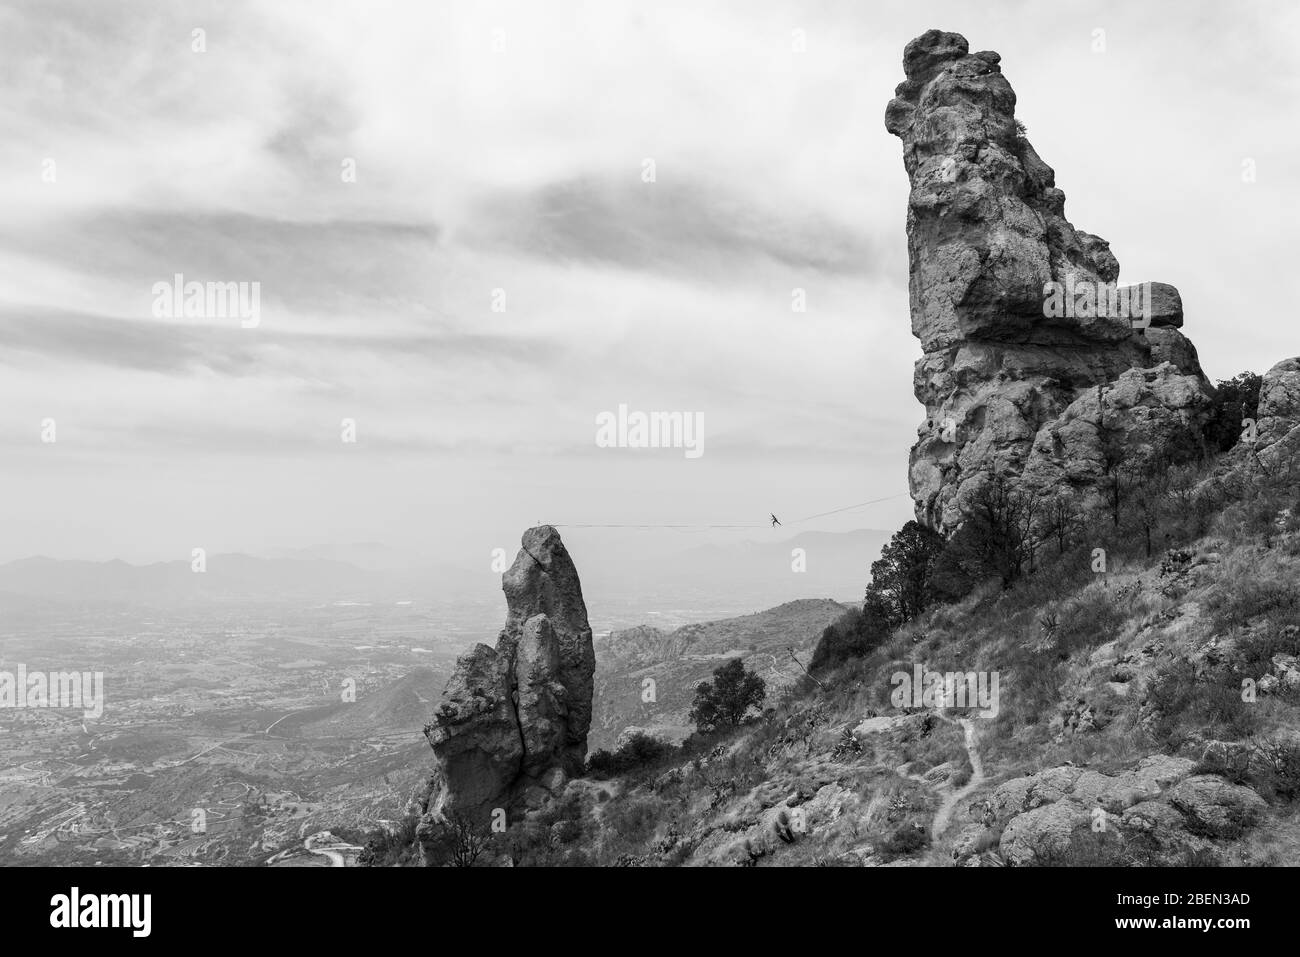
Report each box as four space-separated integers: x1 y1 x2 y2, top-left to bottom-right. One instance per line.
886 29 1214 531
423 525 595 819
1254 357 1300 469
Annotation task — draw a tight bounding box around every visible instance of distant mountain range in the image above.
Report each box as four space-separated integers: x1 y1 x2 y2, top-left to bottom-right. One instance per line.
0 553 476 608
0 529 887 613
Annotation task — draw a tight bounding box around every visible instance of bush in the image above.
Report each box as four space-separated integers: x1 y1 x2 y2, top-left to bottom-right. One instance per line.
1144 660 1259 748
810 605 891 672
940 475 1039 589
1052 583 1129 658
1203 371 1262 453
420 812 488 867
586 732 674 778
357 814 420 867
878 823 929 859
601 796 661 846
866 520 950 627
689 659 766 733
1250 740 1300 803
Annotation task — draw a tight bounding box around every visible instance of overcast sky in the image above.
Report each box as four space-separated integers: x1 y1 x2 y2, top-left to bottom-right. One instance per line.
1 0 1297 566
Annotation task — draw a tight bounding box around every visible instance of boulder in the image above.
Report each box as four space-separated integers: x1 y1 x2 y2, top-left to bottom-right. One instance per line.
981 754 1263 864
1145 282 1184 328
1254 357 1300 468
1165 775 1267 837
999 801 1090 865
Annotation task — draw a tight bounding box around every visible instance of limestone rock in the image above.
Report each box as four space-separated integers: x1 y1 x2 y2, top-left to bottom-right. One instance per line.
424 526 595 818
1165 775 1267 837
1145 282 1184 328
423 644 522 817
1254 357 1300 467
999 801 1090 865
886 30 1214 531
980 754 1263 864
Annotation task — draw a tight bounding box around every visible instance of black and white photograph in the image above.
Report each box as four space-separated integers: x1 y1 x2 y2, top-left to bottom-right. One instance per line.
0 0 1294 939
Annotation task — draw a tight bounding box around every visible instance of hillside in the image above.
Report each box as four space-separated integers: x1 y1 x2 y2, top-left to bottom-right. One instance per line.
401 441 1300 867
285 667 441 739
590 599 850 750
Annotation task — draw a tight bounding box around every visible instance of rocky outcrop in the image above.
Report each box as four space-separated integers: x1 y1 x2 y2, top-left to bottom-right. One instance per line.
423 525 595 819
886 30 1214 531
953 755 1267 865
1253 357 1300 468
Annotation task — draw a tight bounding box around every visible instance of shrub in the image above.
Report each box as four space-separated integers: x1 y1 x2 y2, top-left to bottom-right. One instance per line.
357 814 420 867
940 475 1040 589
1053 583 1128 658
810 605 891 672
866 520 950 627
1253 740 1300 803
430 812 488 867
1144 660 1259 748
1203 371 1262 453
878 823 929 859
586 732 674 778
601 796 661 846
689 659 766 733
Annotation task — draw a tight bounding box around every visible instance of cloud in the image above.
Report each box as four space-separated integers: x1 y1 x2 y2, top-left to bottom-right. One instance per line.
463 173 879 279
0 306 562 376
1 0 1298 564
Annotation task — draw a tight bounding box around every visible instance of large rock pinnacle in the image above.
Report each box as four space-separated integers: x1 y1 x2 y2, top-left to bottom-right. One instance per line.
424 526 595 819
887 29 1214 531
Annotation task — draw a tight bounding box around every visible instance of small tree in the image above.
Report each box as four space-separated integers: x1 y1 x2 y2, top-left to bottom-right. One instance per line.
1039 489 1082 556
419 811 486 867
865 520 948 627
945 474 1039 588
446 812 486 867
809 605 891 672
1204 371 1262 453
689 659 766 733
1098 417 1129 529
586 732 672 777
1125 456 1174 557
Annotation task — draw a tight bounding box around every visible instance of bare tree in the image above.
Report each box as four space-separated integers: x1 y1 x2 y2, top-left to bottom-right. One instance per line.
447 812 487 867
421 811 487 867
950 474 1041 588
1125 460 1171 558
1039 489 1082 556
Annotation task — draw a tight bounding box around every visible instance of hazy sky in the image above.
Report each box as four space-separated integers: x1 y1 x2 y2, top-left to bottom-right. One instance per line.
2 0 1297 565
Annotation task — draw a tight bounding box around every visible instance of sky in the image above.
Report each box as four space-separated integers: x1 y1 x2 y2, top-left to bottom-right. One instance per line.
1 0 1298 567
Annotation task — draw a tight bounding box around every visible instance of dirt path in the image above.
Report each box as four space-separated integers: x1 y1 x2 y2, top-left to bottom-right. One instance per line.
929 716 984 843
